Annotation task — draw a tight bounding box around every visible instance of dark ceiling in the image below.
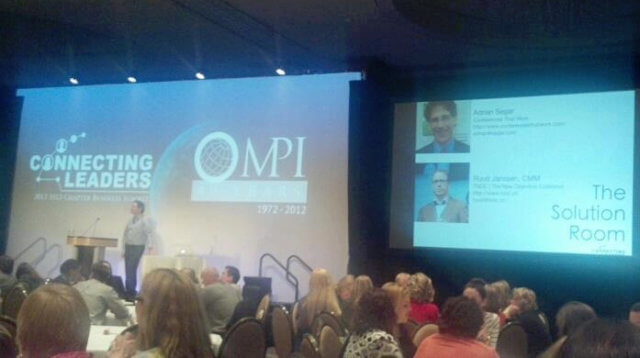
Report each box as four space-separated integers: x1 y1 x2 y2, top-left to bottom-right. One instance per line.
1 0 639 88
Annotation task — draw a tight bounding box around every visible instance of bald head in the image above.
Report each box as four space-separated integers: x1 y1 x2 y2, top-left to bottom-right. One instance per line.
201 267 219 286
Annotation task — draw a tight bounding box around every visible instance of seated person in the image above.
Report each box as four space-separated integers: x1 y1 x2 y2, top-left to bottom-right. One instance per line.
561 318 640 357
416 101 470 153
226 282 271 329
220 265 242 296
52 259 84 286
296 268 342 336
539 301 596 358
108 268 214 357
0 255 16 296
15 262 44 293
98 260 126 299
503 287 552 357
179 267 199 285
463 278 500 347
408 272 439 324
336 274 355 326
415 296 499 358
343 288 403 358
394 272 410 288
74 262 130 325
17 284 91 358
200 267 241 333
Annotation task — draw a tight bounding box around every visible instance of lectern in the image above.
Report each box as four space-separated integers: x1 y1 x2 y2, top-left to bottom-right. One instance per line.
67 235 118 277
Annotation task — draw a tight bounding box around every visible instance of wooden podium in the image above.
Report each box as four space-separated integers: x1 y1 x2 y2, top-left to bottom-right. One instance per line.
67 235 118 277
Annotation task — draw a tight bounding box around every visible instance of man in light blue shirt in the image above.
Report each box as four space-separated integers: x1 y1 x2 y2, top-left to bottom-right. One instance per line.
121 200 155 297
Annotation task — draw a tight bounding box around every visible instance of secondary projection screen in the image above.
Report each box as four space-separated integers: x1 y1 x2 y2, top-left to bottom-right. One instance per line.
390 90 637 256
9 72 360 301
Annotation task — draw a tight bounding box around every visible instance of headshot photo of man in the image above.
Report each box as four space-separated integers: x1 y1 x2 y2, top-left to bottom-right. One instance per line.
417 169 468 223
416 101 470 153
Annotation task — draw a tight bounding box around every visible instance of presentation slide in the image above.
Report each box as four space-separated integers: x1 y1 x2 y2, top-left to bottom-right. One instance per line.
9 72 359 301
390 90 636 256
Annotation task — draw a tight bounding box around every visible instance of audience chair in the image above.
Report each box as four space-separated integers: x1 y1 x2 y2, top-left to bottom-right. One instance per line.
496 322 528 358
218 317 266 358
0 325 16 357
403 320 419 341
0 315 16 340
299 333 321 358
291 301 300 336
412 323 439 347
271 305 294 358
318 325 342 358
538 336 567 358
311 311 347 338
256 294 271 323
2 283 28 320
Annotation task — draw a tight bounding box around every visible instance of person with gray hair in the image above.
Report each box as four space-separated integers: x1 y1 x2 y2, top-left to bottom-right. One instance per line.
504 287 552 357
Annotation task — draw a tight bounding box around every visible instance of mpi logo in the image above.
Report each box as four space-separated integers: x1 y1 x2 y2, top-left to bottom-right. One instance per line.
190 132 307 204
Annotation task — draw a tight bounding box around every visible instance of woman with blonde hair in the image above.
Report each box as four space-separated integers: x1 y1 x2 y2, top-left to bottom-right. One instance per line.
408 272 439 324
352 275 374 305
109 268 213 357
17 284 91 358
382 282 414 357
504 287 551 357
297 268 342 335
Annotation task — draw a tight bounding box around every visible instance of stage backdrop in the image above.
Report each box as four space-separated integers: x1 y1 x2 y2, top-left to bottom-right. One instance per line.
9 72 359 301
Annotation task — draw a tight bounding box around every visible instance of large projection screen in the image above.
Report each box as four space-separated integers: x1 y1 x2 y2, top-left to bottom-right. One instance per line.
9 72 360 301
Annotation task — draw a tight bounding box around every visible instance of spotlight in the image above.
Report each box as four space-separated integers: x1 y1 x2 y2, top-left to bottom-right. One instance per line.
195 72 205 80
275 68 286 76
127 76 137 83
69 77 79 85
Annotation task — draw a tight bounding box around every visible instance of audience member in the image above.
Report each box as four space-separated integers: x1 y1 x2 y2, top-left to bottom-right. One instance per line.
16 262 44 292
74 262 130 325
200 266 241 333
220 265 241 296
486 280 511 325
226 280 271 329
98 260 127 299
382 282 413 357
336 274 355 326
629 302 640 327
352 275 374 305
561 318 640 358
297 268 342 335
415 296 498 358
408 272 439 324
540 301 597 358
0 255 15 295
109 268 214 357
52 259 84 286
463 278 500 347
504 287 552 357
395 272 410 288
343 288 403 358
200 267 219 286
17 284 91 358
179 267 199 285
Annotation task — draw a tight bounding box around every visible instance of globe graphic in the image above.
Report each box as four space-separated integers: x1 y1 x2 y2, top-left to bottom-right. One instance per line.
199 138 233 178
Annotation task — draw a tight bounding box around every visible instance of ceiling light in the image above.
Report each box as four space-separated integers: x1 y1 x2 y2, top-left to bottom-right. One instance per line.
69 77 79 85
195 72 205 80
127 76 137 83
275 68 286 76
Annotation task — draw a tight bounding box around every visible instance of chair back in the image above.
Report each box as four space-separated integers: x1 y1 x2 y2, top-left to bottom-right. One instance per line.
496 322 528 358
311 311 347 338
218 317 266 358
318 325 342 358
2 283 28 320
412 323 439 347
538 336 567 358
0 324 16 357
403 320 419 341
255 294 270 322
271 305 294 358
299 333 321 358
291 301 300 336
